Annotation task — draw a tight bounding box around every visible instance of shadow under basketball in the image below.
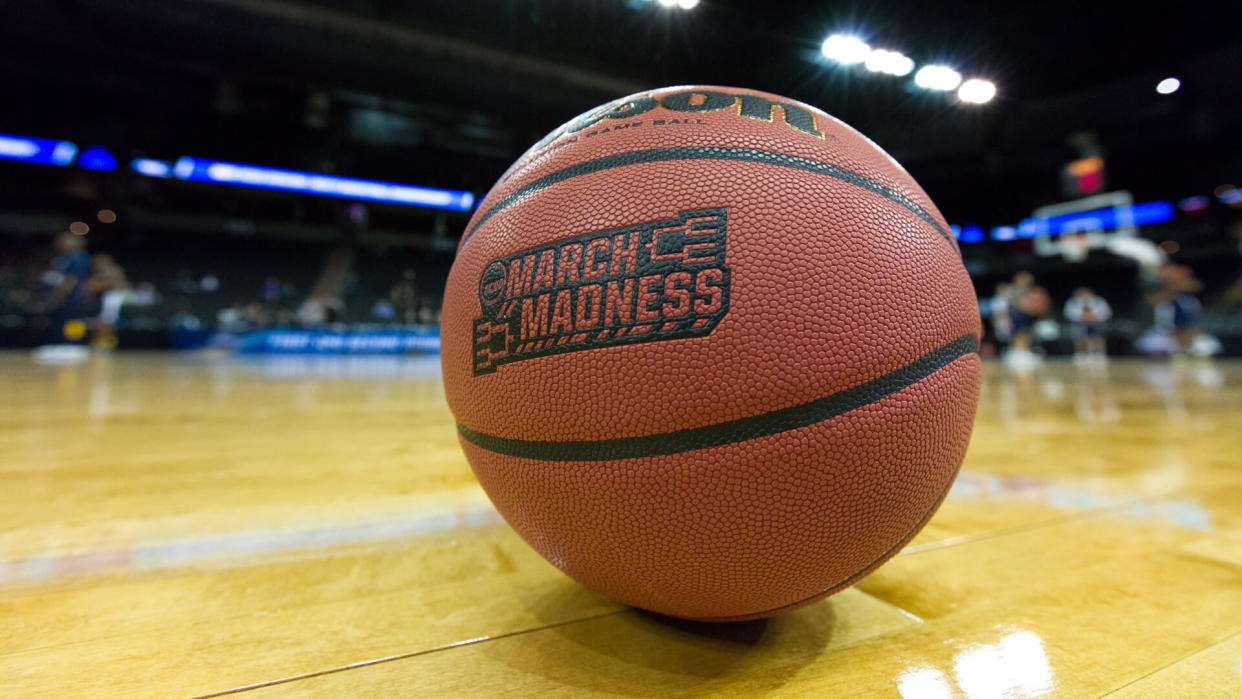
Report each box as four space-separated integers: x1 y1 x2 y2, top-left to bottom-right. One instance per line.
489 586 837 696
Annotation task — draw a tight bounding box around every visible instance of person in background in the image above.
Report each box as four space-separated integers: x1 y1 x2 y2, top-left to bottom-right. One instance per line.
390 269 419 325
172 268 199 294
1063 287 1112 366
988 282 1013 351
1225 221 1242 307
42 233 91 345
295 296 344 327
241 302 270 328
418 303 436 326
259 276 282 304
129 282 160 308
370 298 396 323
86 253 129 350
200 271 220 293
1151 264 1205 359
1005 271 1050 368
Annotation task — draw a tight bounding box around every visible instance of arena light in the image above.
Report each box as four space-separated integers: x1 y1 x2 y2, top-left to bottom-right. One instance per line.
170 156 476 211
1156 77 1180 95
1177 196 1209 214
0 133 78 166
1017 218 1046 238
958 78 996 104
990 225 1018 241
132 158 172 178
676 0 699 8
78 146 118 172
821 35 871 64
960 225 985 243
914 65 962 91
1218 188 1242 206
864 49 914 76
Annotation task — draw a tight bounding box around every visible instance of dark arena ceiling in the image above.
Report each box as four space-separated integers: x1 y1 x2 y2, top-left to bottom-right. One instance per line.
2 0 1240 232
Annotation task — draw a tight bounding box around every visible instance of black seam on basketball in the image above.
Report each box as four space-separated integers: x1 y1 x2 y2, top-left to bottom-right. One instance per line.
692 470 957 621
457 334 978 461
459 146 953 249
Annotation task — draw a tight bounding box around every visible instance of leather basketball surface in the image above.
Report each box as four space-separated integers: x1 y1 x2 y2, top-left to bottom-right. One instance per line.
441 85 981 621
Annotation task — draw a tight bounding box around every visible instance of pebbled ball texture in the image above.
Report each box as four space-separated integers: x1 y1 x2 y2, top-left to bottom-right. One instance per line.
441 85 981 621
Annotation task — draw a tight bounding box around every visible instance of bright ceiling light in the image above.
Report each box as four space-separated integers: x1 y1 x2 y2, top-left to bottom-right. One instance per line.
1156 77 1180 95
958 78 997 104
864 49 915 76
821 35 870 64
656 0 678 6
863 50 889 72
676 0 699 7
914 65 962 91
888 54 914 77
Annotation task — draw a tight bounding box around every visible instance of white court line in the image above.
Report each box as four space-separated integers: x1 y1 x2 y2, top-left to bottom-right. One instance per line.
0 502 503 587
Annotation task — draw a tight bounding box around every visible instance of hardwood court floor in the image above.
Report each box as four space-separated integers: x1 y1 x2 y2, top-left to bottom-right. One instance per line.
2 351 1241 697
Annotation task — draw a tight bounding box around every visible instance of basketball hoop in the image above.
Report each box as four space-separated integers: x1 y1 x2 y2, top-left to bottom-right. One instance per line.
1032 190 1136 260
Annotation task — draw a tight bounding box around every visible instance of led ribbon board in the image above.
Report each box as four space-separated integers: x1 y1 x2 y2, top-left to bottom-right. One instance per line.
0 133 78 166
171 157 475 211
957 201 1175 243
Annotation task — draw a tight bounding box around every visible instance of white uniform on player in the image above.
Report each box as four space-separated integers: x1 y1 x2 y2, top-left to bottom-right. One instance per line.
1064 295 1112 331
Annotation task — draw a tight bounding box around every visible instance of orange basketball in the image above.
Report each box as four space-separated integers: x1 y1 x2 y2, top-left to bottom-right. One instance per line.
441 86 980 621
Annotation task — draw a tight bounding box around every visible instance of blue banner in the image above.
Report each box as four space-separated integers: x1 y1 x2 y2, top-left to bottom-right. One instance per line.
236 328 441 354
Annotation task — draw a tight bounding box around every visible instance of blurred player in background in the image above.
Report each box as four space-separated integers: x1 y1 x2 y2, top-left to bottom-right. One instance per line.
985 282 1013 356
1226 222 1242 307
1005 271 1051 368
1151 264 1205 359
390 269 419 325
1063 287 1112 366
41 232 91 346
87 253 128 351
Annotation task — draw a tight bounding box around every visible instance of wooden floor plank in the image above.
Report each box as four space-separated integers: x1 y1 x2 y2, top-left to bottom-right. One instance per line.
0 527 622 697
1105 630 1242 698
239 549 1242 697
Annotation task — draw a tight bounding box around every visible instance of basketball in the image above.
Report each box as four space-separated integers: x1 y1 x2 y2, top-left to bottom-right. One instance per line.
442 85 980 621
62 319 87 342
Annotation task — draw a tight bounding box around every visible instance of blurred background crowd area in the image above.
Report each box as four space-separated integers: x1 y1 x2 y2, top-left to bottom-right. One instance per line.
1 0 1240 357
3 201 1238 357
1 221 449 349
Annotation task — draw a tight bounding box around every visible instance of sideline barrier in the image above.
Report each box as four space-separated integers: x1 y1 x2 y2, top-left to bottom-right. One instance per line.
234 327 441 354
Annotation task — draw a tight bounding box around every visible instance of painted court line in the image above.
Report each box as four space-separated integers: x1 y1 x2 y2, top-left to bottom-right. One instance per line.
0 503 502 587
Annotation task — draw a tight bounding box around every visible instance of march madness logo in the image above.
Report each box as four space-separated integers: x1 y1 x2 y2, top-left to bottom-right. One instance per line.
472 208 730 375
